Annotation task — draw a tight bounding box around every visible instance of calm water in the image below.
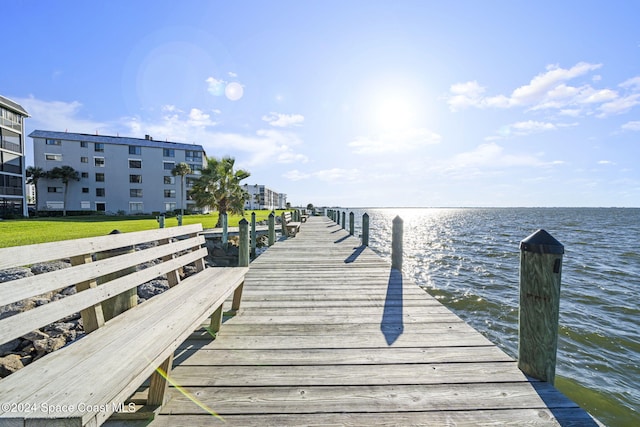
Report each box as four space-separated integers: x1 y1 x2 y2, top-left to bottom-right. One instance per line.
343 208 639 427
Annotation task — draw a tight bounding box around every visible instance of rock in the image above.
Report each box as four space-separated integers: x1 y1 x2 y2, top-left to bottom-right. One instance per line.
43 322 75 337
0 354 24 378
33 337 66 355
138 279 169 300
0 267 33 283
0 300 36 321
0 338 22 356
22 330 49 342
61 286 77 296
30 261 70 275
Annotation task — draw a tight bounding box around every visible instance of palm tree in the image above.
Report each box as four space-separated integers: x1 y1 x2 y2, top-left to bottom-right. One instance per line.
26 166 47 216
171 162 192 216
190 156 250 227
48 166 80 216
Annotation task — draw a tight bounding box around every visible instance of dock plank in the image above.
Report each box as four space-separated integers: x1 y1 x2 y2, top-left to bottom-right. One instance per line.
126 216 600 426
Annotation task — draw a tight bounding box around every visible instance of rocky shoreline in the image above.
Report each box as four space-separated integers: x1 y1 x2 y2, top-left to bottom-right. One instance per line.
0 235 266 378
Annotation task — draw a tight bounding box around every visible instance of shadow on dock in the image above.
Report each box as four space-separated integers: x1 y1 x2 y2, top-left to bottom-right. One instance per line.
345 245 365 263
381 268 404 345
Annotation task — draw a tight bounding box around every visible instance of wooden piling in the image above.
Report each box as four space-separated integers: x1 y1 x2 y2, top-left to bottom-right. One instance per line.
362 213 369 246
342 212 346 230
251 212 257 257
518 229 564 384
268 211 275 246
238 218 250 267
349 212 355 235
391 216 403 271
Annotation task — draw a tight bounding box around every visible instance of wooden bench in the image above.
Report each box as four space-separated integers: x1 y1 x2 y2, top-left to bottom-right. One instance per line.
281 211 302 237
0 224 247 426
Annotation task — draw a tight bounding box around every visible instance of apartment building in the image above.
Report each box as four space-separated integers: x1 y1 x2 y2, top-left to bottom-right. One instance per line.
242 184 287 210
31 130 207 214
0 95 29 218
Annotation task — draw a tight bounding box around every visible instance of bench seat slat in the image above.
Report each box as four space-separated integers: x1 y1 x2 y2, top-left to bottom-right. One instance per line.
0 247 208 344
0 235 205 306
0 266 248 426
0 224 203 270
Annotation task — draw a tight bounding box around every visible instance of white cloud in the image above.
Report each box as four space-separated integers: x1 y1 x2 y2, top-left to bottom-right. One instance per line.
598 160 616 165
447 143 542 170
314 168 362 182
262 112 305 127
283 169 311 181
283 168 362 183
445 62 640 117
597 93 640 117
510 120 557 134
205 77 226 96
187 108 217 127
348 128 441 154
15 96 110 134
621 121 640 131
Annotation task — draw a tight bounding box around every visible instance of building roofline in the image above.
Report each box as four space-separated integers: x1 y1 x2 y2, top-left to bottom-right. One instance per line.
0 95 29 117
28 130 205 152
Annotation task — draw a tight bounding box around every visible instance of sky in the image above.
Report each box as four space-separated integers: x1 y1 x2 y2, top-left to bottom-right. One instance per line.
3 0 640 207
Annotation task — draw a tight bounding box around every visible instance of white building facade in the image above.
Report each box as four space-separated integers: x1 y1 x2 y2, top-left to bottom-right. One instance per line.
0 95 29 218
242 184 287 210
31 130 207 214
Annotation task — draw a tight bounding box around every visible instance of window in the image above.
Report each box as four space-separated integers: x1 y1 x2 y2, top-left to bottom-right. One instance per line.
46 139 61 145
129 159 142 169
96 188 105 197
81 156 88 163
80 141 88 148
185 150 202 162
163 148 175 157
164 202 176 211
45 153 62 161
188 163 202 175
96 202 106 212
129 145 141 155
130 202 144 213
94 157 105 167
47 187 63 193
95 143 104 152
129 174 142 183
81 172 89 178
130 189 143 198
81 201 91 209
163 161 175 170
82 187 89 193
164 189 176 198
95 173 105 182
186 177 196 188
163 176 175 185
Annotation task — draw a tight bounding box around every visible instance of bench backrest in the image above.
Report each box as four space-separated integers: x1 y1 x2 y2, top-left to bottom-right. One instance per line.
0 224 207 346
283 211 293 223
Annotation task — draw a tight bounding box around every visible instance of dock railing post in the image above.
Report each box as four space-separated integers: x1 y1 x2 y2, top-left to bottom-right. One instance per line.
518 229 564 384
251 212 256 257
221 213 228 249
281 212 287 237
362 213 369 246
391 216 403 271
349 212 354 235
238 218 250 267
268 211 275 246
336 210 340 225
342 212 346 230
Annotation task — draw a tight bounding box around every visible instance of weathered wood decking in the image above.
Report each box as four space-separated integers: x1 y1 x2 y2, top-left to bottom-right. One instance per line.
133 216 599 426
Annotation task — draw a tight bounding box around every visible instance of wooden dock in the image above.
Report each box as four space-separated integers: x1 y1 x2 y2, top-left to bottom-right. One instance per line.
123 215 599 426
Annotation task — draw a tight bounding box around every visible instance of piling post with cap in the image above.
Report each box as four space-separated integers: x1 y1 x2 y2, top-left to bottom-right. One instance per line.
518 229 564 384
391 216 403 271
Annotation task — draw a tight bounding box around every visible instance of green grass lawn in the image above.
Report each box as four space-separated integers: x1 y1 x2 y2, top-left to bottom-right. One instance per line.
0 210 289 248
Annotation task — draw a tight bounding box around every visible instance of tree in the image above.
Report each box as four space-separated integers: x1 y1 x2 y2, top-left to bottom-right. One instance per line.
190 156 250 227
26 166 46 216
171 162 192 216
48 166 79 216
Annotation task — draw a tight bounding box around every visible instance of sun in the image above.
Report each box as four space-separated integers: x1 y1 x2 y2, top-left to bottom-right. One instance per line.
370 91 417 132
